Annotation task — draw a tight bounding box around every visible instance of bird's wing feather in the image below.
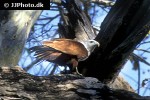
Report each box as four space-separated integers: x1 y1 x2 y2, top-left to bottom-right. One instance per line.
29 46 62 61
43 39 88 59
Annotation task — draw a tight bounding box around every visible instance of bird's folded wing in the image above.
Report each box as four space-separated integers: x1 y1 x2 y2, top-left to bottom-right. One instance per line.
43 39 88 58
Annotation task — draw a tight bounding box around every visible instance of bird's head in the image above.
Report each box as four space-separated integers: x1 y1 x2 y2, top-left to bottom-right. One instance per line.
81 40 100 56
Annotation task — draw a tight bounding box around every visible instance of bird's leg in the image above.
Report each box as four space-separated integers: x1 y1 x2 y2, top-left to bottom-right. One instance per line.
70 58 83 76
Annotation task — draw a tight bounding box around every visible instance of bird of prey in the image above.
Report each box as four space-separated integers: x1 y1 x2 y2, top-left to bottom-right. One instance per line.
29 38 99 74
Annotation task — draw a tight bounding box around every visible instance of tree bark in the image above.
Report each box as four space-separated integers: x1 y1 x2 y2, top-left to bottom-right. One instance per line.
78 0 150 83
0 10 42 67
0 1 150 99
0 67 149 100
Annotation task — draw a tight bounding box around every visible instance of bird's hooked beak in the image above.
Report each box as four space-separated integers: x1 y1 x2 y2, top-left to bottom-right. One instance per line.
94 40 100 47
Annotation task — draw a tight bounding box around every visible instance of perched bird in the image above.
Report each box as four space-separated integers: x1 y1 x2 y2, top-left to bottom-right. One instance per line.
29 38 99 74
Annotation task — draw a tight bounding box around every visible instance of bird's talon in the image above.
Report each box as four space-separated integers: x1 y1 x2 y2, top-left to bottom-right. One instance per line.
75 67 83 76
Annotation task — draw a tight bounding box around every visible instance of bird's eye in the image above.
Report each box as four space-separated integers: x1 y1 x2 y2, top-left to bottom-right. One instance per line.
90 41 93 43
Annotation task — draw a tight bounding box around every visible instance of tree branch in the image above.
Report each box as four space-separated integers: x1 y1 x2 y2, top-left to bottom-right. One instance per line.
0 67 149 100
0 10 42 67
78 0 150 83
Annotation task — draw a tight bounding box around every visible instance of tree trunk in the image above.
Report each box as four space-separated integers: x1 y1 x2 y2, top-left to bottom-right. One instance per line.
0 1 150 99
78 0 150 83
0 10 42 67
0 67 149 100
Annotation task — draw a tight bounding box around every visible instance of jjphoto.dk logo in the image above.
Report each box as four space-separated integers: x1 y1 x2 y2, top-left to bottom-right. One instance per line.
1 0 50 10
11 2 44 8
3 2 44 8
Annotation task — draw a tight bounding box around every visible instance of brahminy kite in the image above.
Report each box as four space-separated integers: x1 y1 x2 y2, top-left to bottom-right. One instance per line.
29 38 99 74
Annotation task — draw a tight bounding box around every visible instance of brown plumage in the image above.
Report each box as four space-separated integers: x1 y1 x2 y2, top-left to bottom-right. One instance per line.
42 39 89 60
29 38 99 74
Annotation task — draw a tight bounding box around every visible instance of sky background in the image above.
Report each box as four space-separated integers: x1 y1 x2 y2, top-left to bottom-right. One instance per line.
19 5 150 96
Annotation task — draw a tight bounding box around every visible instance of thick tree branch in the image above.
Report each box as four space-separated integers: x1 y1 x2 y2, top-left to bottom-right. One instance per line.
0 10 42 67
0 67 149 100
78 0 150 82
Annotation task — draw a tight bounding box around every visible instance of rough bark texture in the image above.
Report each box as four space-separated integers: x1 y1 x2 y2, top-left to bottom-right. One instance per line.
0 67 149 100
77 0 150 83
107 76 135 92
0 1 150 99
0 10 42 67
58 0 150 83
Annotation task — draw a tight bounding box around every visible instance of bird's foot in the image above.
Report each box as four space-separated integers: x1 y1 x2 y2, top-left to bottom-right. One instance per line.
75 67 83 76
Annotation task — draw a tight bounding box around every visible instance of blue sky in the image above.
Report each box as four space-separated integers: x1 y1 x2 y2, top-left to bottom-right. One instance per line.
19 6 150 96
